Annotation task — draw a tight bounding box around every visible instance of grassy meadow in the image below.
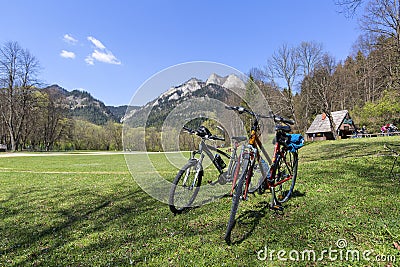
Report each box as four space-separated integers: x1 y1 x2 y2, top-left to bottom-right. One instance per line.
0 137 399 266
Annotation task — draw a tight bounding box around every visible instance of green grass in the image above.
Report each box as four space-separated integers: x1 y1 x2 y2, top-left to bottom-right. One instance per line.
1 137 399 266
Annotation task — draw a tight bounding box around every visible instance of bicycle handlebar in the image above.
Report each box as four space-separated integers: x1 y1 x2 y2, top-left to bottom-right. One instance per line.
183 126 195 134
182 126 225 141
211 135 226 141
225 105 294 125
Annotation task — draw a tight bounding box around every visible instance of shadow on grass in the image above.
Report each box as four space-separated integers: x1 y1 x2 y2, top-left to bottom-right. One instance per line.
1 187 159 266
290 190 306 198
228 190 306 245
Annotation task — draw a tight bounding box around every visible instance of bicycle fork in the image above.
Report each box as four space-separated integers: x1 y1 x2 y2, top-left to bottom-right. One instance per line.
242 150 257 200
230 145 245 196
183 152 204 190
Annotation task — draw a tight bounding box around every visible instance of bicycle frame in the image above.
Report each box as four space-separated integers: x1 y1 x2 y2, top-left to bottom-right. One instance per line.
230 119 271 195
170 125 245 214
191 139 229 173
270 142 293 187
189 136 241 186
229 109 295 207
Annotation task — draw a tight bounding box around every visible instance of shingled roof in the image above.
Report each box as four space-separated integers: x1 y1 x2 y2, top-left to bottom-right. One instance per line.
306 110 349 134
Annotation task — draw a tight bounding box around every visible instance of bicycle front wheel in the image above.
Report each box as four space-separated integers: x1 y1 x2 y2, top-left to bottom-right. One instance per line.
169 160 203 214
224 156 249 244
272 150 298 204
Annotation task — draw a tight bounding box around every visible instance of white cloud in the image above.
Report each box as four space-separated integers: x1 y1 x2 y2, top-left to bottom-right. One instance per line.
85 55 95 65
63 34 78 44
91 49 121 65
85 36 121 65
87 36 106 50
60 50 76 59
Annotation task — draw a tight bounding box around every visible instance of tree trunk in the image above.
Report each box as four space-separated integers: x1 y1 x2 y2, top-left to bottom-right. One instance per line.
326 112 338 140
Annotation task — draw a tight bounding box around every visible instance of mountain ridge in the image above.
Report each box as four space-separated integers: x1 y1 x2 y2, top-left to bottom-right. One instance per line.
123 73 245 128
42 73 245 126
42 84 132 124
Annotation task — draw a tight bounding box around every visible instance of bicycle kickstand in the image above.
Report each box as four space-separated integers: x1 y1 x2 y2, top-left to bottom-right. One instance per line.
270 199 284 212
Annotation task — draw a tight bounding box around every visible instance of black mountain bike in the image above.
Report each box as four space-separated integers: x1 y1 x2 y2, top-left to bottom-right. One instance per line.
169 125 246 214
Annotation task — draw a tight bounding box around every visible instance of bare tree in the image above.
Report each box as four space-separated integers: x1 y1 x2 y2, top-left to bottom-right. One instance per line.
265 44 299 128
296 41 324 76
335 0 364 17
360 0 400 43
306 54 340 139
338 0 400 88
361 0 400 87
296 41 325 132
0 41 40 151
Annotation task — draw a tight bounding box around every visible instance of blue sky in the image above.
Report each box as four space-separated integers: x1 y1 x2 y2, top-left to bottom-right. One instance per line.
0 0 361 106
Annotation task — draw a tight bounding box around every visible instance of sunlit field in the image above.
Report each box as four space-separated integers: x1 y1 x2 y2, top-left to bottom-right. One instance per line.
1 137 399 266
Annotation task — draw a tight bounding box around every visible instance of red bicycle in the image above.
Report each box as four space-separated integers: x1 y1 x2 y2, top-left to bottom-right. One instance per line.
224 106 303 244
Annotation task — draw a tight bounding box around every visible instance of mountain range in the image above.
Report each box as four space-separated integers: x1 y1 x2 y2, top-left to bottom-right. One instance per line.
123 73 246 128
43 73 245 126
42 84 135 124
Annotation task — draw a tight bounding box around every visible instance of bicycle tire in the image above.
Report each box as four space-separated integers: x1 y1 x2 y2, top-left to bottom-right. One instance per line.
224 157 249 243
169 160 203 214
272 150 298 204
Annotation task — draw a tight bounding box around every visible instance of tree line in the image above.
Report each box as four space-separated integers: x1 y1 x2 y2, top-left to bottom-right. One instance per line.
250 0 400 138
0 41 122 151
127 0 400 151
1 0 399 151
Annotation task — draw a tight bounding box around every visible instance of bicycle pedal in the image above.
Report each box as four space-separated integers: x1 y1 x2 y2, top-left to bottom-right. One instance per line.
217 175 228 185
270 204 284 211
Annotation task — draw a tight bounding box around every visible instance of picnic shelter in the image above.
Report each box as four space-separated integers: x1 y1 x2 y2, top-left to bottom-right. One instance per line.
306 110 356 141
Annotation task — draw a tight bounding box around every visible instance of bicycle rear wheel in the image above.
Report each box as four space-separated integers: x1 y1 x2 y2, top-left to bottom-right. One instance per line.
272 150 298 204
224 156 249 244
169 160 203 214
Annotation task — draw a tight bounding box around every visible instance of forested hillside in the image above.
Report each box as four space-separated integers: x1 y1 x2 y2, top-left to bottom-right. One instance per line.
43 85 122 124
0 80 126 151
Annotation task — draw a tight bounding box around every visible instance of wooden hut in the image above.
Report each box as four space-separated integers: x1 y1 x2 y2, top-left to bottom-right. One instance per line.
306 110 356 141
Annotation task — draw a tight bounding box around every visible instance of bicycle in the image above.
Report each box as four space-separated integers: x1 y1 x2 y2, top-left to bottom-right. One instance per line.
169 125 247 214
224 105 303 243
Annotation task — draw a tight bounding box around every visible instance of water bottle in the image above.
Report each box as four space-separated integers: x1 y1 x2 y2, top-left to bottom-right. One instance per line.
214 154 226 171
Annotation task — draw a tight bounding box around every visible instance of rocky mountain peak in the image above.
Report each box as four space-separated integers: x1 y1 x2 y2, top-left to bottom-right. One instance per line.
206 73 245 89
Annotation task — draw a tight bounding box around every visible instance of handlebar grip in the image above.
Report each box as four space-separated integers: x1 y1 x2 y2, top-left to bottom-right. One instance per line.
182 126 195 134
274 116 295 125
282 118 295 125
225 105 248 114
259 114 271 119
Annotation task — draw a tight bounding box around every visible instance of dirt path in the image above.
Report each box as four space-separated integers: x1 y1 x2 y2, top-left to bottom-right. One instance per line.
0 151 128 157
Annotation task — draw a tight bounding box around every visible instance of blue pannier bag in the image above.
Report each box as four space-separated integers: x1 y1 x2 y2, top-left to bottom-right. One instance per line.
286 134 304 152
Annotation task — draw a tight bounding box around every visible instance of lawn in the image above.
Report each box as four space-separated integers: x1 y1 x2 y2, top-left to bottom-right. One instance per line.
0 137 399 266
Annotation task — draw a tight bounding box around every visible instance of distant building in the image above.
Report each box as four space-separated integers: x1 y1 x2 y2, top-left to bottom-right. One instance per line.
306 110 356 141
